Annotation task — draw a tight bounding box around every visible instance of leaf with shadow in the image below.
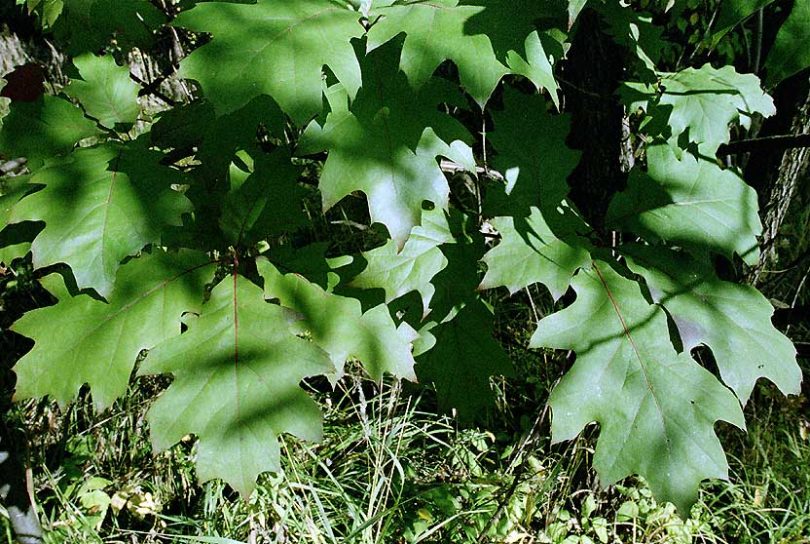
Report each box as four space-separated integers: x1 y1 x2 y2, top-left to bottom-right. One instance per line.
622 244 801 403
463 0 568 105
139 275 333 497
173 0 364 122
764 0 810 86
348 207 453 317
64 54 140 130
530 259 745 515
607 144 762 266
12 250 213 409
480 203 591 302
366 0 508 107
219 149 309 246
259 258 417 383
484 89 579 219
51 0 165 55
299 40 474 248
10 141 193 297
414 299 513 422
657 64 775 154
0 96 99 168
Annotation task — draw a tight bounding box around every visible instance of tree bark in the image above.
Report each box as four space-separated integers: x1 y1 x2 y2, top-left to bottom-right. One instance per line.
562 8 629 233
749 74 810 284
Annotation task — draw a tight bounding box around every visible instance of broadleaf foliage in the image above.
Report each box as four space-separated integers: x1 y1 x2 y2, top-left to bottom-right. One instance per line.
12 250 213 409
139 275 333 497
530 261 746 514
174 0 364 122
2 0 804 513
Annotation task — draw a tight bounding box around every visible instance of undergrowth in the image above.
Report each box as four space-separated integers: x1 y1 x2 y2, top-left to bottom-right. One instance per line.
1 360 807 543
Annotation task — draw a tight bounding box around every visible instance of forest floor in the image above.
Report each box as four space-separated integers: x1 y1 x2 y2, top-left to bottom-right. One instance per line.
1 282 808 543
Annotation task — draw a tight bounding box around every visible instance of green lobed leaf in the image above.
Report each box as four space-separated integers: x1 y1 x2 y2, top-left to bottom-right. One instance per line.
0 242 32 266
64 54 140 129
463 0 568 105
349 207 453 316
598 2 663 75
368 0 565 106
0 172 37 262
139 275 333 497
480 204 591 301
174 0 364 122
657 64 775 154
367 0 508 106
479 89 589 301
622 245 801 403
259 258 417 382
0 96 99 166
764 0 810 86
10 142 192 297
219 149 308 246
606 144 762 265
415 300 513 420
151 97 288 250
531 260 745 514
12 250 213 409
265 242 346 291
427 213 488 321
485 89 580 217
299 42 474 248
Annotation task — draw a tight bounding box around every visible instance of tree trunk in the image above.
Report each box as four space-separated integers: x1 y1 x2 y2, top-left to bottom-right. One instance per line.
562 8 629 233
749 74 810 285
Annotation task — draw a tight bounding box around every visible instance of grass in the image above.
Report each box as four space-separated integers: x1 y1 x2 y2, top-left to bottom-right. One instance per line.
1 364 808 543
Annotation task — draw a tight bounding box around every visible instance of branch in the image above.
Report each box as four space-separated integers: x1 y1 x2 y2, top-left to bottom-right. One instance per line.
439 159 504 181
0 158 27 175
717 133 810 155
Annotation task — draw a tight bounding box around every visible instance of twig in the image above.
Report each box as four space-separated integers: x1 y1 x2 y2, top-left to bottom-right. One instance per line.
0 158 27 175
717 133 810 155
439 159 504 182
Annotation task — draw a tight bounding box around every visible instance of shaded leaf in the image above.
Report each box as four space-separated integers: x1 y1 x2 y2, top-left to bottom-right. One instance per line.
415 300 513 420
0 96 99 165
480 204 591 301
219 149 308 245
623 245 801 403
260 259 417 382
140 275 333 497
764 0 810 86
299 43 473 247
349 207 453 315
174 0 364 122
531 260 745 514
464 0 567 104
367 0 508 106
11 143 192 297
606 144 762 265
485 89 579 217
51 0 165 54
12 250 213 409
658 64 775 154
0 175 32 229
